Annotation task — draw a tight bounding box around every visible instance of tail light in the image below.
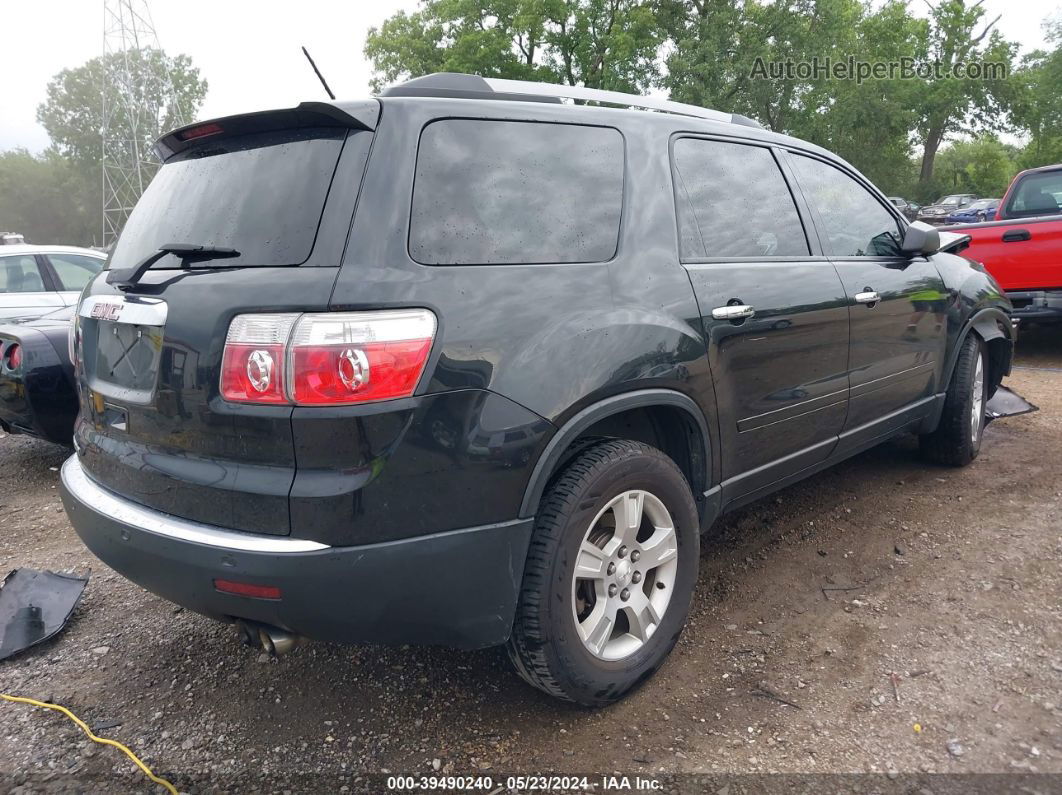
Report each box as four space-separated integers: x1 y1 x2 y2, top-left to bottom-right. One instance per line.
220 309 436 406
3 343 21 371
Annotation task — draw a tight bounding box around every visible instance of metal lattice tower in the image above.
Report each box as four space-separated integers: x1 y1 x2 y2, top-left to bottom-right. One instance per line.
101 0 189 247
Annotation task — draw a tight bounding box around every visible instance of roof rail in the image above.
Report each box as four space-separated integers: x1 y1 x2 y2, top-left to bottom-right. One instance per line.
380 73 763 129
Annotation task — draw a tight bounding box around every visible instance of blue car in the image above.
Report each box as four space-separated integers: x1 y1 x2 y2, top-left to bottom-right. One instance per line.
945 198 1000 224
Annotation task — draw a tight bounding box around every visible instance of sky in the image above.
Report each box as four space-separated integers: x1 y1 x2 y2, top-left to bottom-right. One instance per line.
1 0 1060 154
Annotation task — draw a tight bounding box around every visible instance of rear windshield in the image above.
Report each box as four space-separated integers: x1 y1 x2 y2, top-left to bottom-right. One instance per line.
109 127 346 270
1003 170 1062 219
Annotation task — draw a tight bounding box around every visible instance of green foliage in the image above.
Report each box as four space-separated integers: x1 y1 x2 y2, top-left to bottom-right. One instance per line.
933 135 1015 197
364 0 663 93
1012 15 1062 170
37 48 207 170
14 48 208 246
909 0 1018 184
0 149 98 245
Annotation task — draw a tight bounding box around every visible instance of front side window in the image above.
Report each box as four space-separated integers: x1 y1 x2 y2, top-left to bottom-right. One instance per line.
409 119 624 265
47 253 104 291
0 255 47 293
792 155 903 257
672 138 809 259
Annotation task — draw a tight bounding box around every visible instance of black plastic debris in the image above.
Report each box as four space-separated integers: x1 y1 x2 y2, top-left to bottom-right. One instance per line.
0 569 88 661
986 385 1038 423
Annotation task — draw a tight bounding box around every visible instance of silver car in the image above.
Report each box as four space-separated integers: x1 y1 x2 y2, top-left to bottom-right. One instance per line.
0 244 106 321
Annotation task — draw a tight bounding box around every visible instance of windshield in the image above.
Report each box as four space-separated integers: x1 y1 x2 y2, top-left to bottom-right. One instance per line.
965 200 994 211
937 195 967 206
109 127 346 270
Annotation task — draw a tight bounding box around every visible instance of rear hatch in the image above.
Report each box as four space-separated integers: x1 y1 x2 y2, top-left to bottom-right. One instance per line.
73 103 376 535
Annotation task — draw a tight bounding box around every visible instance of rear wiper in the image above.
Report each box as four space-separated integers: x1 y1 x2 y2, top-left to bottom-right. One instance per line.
106 243 241 291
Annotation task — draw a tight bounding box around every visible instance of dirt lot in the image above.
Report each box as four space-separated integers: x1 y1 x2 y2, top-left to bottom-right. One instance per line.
0 328 1059 794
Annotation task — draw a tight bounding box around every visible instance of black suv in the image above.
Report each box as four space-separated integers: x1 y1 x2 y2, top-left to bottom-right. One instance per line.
61 73 1014 706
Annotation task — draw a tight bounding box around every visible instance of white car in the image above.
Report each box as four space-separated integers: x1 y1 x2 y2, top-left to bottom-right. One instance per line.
0 244 106 321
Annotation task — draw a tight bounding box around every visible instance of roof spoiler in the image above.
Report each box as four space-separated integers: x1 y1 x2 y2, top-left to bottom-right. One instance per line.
155 100 380 161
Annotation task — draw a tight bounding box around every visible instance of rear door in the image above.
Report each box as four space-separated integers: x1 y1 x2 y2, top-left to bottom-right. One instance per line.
673 136 850 501
73 109 375 535
43 252 106 304
0 254 64 320
787 152 947 445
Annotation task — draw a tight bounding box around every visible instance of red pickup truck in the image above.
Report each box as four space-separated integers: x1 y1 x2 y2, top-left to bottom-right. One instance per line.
944 164 1062 323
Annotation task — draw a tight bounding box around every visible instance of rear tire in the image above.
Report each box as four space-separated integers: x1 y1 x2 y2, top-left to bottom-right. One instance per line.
920 333 987 467
507 439 699 706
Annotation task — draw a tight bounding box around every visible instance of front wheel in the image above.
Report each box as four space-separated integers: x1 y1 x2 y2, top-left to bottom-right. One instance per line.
920 333 988 467
507 440 699 706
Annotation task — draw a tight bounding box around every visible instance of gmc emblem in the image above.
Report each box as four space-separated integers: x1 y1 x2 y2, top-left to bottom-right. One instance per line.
90 302 122 322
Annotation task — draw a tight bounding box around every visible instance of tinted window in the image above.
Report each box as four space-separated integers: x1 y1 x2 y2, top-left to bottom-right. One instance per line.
47 253 104 291
1004 170 1062 218
410 120 623 265
792 155 903 257
110 128 347 270
0 255 47 293
672 139 809 259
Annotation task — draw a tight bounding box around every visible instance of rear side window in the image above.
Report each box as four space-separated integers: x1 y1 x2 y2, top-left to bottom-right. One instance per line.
672 138 809 259
1003 170 1062 218
0 255 47 293
47 253 104 291
109 127 348 271
792 154 903 257
410 120 624 265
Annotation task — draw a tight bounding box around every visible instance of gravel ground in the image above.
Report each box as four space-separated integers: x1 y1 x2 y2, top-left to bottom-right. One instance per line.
0 327 1059 794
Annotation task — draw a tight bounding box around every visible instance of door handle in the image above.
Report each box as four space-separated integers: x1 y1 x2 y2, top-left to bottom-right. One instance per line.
712 304 755 321
854 290 880 305
1002 229 1031 242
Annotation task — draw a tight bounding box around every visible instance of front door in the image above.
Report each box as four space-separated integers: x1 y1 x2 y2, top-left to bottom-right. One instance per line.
672 137 850 501
788 153 947 445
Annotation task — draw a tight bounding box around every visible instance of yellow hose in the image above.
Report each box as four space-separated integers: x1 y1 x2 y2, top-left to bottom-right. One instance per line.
1 693 178 794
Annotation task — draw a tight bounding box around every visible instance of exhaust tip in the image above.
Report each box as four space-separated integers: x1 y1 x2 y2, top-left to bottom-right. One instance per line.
235 619 303 657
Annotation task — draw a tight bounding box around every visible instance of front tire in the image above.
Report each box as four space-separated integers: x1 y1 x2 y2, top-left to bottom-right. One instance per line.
920 333 987 467
507 440 699 706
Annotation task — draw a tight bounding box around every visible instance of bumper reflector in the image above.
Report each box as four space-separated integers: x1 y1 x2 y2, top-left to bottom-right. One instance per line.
213 579 282 600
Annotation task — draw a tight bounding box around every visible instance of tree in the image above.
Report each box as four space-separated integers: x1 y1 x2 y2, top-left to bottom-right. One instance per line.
933 135 1015 197
1012 16 1062 169
365 0 663 93
37 48 207 171
911 0 1017 185
0 149 97 245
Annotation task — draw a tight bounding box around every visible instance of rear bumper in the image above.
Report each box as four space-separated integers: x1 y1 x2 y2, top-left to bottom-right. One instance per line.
1005 289 1062 322
60 456 533 649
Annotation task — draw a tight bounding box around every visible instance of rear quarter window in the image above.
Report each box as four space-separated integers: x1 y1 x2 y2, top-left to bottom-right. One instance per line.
409 119 624 265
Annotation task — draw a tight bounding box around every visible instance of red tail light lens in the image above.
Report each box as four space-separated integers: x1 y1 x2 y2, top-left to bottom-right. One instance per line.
289 310 436 405
220 314 298 404
220 310 436 406
4 343 21 371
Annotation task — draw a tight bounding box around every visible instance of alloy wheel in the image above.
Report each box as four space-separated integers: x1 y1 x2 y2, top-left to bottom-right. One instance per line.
571 490 678 661
970 350 985 444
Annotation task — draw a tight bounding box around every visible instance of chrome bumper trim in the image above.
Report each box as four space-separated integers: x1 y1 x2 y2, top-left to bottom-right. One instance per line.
61 456 330 553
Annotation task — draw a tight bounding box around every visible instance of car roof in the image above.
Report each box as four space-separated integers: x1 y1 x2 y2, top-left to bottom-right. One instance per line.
0 244 106 258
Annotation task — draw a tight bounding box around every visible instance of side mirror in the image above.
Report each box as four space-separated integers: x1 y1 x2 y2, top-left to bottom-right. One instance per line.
901 221 941 256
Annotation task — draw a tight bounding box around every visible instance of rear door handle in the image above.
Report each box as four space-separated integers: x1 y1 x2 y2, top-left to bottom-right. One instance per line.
1002 229 1031 242
854 290 880 305
711 304 755 320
